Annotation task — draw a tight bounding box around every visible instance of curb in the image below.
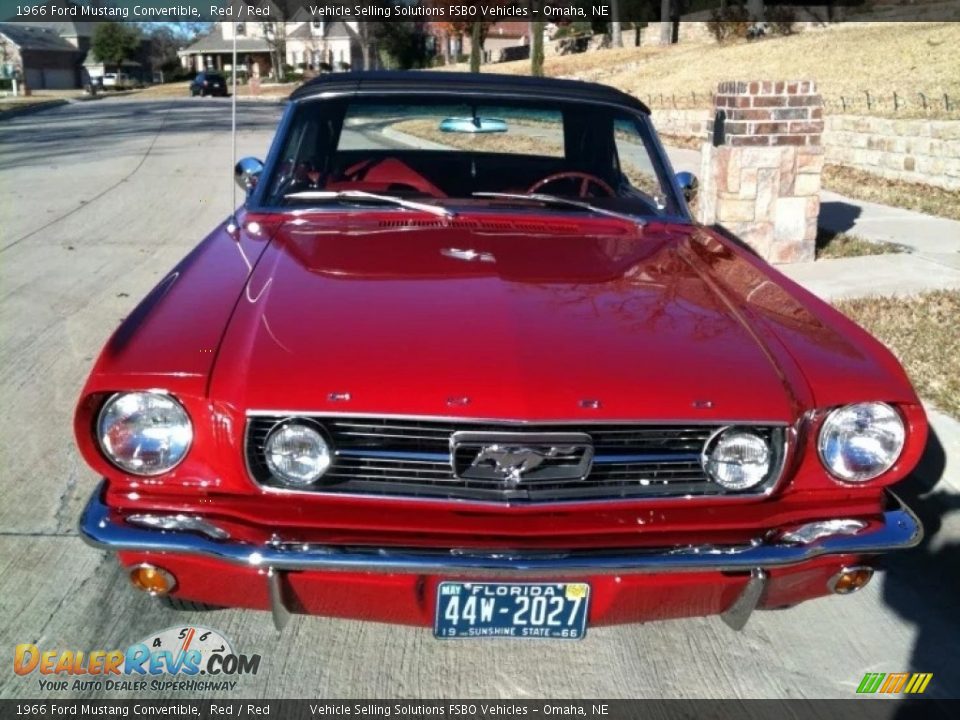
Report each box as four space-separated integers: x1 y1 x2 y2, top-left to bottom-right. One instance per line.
0 98 68 121
381 125 452 151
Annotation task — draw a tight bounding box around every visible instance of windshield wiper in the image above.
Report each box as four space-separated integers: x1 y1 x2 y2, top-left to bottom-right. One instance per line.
283 190 455 218
472 192 645 227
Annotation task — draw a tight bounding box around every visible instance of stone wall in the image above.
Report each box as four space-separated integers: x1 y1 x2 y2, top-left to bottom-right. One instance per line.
823 115 960 191
697 81 824 264
652 109 960 192
651 108 712 141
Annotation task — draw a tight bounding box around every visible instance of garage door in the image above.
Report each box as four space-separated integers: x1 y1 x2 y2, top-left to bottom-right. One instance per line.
40 69 75 89
25 68 42 89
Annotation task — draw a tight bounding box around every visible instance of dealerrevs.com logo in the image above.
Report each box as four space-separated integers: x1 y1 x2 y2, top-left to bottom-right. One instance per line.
14 626 261 692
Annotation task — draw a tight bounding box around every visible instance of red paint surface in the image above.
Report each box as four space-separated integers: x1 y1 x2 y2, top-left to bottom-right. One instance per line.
80 206 927 622
116 550 860 627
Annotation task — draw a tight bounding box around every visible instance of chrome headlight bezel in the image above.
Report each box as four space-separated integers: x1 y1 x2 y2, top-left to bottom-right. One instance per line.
817 402 906 483
263 420 333 487
700 427 778 491
96 391 193 476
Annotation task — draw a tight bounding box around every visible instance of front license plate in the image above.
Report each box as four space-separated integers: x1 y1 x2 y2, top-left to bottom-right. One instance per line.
434 582 590 639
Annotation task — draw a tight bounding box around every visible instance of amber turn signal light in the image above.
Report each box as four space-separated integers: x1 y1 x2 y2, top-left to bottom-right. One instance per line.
128 564 176 596
828 566 874 595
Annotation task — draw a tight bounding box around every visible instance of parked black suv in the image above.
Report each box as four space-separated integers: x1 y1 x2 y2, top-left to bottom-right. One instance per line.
189 72 228 97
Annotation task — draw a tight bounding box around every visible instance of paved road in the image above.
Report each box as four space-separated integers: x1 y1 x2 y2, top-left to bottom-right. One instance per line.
1 98 957 701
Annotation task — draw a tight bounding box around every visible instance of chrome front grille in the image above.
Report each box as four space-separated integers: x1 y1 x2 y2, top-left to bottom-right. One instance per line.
246 416 785 503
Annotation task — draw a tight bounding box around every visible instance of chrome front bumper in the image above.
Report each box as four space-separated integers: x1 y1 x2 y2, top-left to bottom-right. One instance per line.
78 482 921 631
79 482 921 574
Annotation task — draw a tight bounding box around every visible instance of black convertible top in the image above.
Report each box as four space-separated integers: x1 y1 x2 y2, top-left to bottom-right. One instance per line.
290 71 651 115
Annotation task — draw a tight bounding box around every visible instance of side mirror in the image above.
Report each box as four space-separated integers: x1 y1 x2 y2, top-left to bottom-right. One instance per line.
675 172 698 203
235 157 264 195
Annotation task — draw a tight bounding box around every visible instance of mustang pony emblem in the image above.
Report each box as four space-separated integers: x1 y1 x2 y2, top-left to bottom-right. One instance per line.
470 445 580 485
451 432 595 486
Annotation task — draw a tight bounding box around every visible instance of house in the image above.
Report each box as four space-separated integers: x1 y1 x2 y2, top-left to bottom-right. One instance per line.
177 20 373 78
286 20 366 71
431 21 530 64
21 18 101 56
0 22 82 89
476 22 531 63
81 50 145 85
176 22 274 77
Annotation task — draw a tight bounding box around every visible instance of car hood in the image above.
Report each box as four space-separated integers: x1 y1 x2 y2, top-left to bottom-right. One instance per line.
208 216 799 422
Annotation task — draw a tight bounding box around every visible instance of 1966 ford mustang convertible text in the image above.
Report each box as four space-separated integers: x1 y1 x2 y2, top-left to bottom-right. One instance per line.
76 72 925 638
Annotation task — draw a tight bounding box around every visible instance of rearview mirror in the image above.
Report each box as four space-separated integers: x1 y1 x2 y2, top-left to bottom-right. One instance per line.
439 117 508 134
235 157 264 195
675 171 698 203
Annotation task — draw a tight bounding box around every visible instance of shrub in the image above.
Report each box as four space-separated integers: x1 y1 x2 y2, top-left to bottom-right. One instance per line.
706 5 751 43
765 6 797 36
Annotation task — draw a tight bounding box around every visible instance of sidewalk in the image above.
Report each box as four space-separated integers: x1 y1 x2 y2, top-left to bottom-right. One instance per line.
665 145 960 301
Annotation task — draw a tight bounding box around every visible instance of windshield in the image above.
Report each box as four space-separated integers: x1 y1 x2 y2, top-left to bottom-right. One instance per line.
261 95 685 219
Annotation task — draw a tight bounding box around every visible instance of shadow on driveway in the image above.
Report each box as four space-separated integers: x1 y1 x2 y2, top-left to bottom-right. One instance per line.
882 426 960 700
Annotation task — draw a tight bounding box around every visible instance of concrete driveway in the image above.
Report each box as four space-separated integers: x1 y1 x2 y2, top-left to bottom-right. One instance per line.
0 98 957 700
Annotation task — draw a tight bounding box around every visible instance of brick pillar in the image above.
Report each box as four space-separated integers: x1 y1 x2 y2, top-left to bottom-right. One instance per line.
697 81 825 263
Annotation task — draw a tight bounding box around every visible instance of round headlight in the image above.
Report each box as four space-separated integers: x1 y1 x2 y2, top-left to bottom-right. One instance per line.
818 402 905 482
702 429 772 490
264 422 332 486
98 392 192 476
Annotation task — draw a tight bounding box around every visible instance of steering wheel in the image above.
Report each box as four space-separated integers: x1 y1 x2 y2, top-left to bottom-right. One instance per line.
527 171 616 198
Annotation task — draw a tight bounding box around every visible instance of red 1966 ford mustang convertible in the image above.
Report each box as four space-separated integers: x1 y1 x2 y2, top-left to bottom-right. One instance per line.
76 72 925 638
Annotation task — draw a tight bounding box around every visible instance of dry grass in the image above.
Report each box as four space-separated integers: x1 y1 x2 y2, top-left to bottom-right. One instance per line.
658 133 702 151
822 164 960 221
137 81 296 99
835 290 960 417
136 81 191 97
392 118 564 156
458 22 960 118
815 229 907 259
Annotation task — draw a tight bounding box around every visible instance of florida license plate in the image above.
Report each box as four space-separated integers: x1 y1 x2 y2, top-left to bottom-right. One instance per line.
434 581 590 639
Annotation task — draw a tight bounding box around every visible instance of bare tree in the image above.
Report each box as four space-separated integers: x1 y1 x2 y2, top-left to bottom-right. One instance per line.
659 0 673 45
261 22 287 80
531 19 544 77
357 21 373 70
610 0 623 48
747 0 766 20
257 0 298 80
470 21 482 72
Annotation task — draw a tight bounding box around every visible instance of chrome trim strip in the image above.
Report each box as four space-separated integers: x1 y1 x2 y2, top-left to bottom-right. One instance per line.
592 453 702 464
245 410 791 426
333 449 704 465
80 483 922 576
127 514 231 540
336 449 450 462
